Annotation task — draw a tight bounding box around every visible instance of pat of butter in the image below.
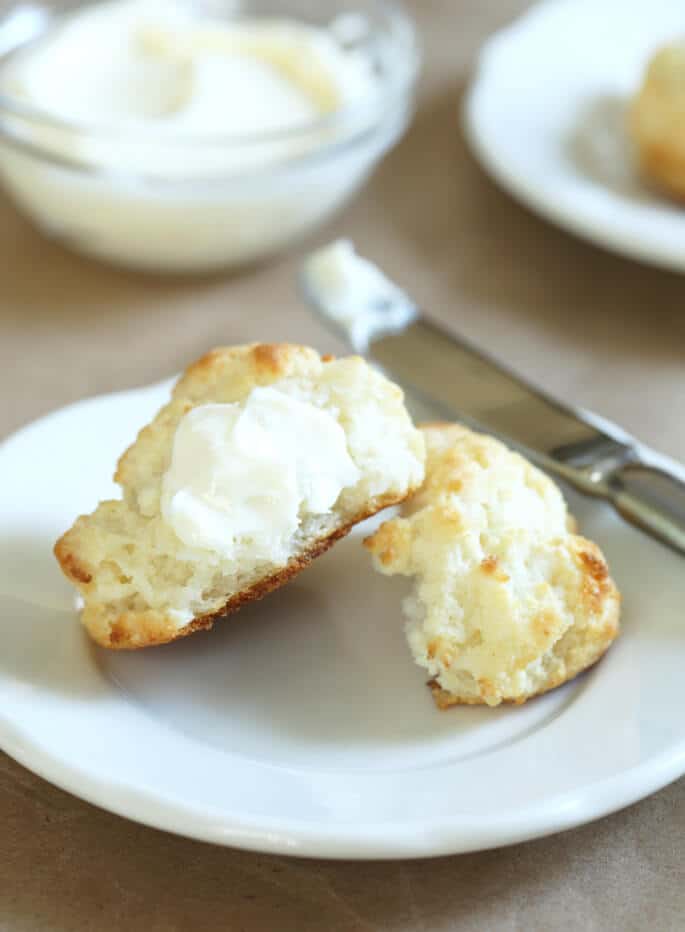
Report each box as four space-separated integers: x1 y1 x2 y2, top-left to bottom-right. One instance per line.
161 387 360 560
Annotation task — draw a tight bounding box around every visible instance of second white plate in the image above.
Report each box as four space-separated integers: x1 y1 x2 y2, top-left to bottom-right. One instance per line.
1 381 684 858
465 0 685 272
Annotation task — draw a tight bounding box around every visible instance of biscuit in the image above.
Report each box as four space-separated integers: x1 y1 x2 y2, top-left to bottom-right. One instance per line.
629 43 685 200
364 424 620 707
55 343 425 648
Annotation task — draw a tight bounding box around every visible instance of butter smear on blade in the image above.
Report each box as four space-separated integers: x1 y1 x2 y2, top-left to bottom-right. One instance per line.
302 240 417 351
161 387 360 560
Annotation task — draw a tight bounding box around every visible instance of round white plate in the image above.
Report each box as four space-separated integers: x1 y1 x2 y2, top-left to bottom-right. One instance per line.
1 382 684 859
464 0 685 272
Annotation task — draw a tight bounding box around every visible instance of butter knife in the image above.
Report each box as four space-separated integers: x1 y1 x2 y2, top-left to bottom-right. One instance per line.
300 240 685 556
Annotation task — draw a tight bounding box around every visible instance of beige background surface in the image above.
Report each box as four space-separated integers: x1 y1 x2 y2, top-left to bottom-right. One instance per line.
2 1 684 928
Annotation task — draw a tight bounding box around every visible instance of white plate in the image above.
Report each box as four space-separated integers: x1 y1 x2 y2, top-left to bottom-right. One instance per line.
464 0 685 272
1 381 684 859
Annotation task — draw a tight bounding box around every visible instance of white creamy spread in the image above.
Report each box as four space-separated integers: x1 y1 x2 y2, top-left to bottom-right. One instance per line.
1 0 376 175
301 240 417 351
161 387 360 560
0 1 397 270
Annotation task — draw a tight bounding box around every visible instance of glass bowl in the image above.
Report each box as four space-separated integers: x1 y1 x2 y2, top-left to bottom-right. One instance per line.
0 0 419 272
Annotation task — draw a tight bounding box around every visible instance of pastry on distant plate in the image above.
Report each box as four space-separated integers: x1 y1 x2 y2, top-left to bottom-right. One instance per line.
55 343 425 649
630 42 685 200
364 424 620 708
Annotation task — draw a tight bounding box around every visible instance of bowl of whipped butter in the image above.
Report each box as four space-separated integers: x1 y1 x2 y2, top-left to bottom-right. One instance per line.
0 0 418 271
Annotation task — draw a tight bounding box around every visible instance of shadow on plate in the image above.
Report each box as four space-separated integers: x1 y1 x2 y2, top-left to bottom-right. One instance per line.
565 93 651 203
0 531 100 700
99 536 574 770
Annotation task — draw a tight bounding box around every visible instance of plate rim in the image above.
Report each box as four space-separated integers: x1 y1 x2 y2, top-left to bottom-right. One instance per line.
2 701 685 859
462 0 685 274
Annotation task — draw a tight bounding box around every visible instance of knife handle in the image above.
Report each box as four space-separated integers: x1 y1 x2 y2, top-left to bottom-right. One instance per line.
606 461 685 555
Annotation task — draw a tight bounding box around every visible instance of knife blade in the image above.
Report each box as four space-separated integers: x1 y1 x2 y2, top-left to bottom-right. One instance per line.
300 241 685 556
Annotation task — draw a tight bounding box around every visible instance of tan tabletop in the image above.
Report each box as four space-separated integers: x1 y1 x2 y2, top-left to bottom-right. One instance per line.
2 1 684 928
